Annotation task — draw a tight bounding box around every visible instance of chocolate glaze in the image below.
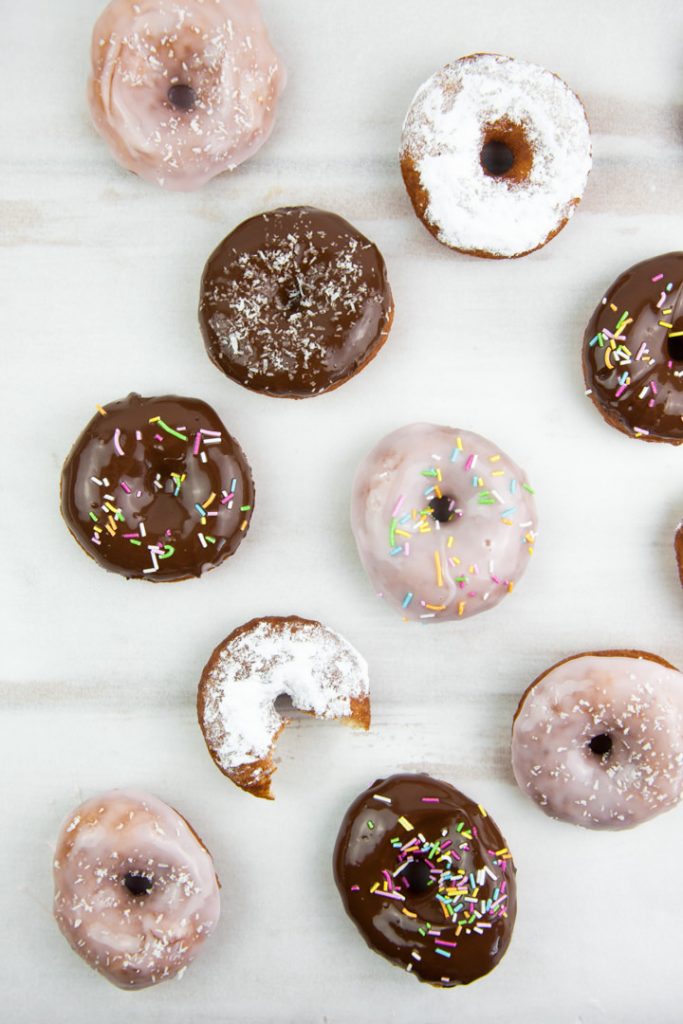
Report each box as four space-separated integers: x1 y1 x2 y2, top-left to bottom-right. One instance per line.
60 393 254 581
199 207 394 399
583 252 683 443
333 773 517 987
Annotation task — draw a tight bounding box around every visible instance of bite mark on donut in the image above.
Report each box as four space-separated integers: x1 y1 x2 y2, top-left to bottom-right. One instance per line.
197 616 371 800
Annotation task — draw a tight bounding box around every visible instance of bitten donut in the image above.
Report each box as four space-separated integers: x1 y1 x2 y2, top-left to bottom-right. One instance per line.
53 790 220 989
88 0 286 190
198 616 370 798
60 393 254 581
333 773 517 988
400 53 592 258
583 252 683 443
511 651 683 830
351 423 538 622
199 207 394 398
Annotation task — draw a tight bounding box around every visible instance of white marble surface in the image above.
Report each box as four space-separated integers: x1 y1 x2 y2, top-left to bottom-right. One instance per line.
2 1 683 1021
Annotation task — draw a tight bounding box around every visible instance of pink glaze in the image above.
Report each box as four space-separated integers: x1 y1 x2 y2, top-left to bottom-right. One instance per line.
351 423 538 623
512 653 683 830
88 0 286 190
53 790 220 989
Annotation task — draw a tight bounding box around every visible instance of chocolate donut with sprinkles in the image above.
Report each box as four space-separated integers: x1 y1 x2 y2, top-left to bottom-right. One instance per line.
511 650 683 829
60 393 254 581
333 773 517 987
351 423 538 622
583 252 683 443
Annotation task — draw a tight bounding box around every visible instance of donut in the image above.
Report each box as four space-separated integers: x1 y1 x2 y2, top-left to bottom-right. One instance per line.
60 393 254 581
400 53 592 258
583 252 683 443
333 773 517 987
197 616 370 798
199 207 394 398
511 651 683 830
351 423 538 623
88 0 286 191
53 790 220 989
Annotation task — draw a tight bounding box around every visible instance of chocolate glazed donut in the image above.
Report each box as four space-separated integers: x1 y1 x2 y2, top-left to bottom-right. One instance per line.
60 393 254 581
199 206 394 398
583 252 683 443
333 773 516 987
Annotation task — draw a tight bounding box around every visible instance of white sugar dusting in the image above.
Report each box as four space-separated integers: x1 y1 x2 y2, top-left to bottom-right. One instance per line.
200 619 369 771
401 54 592 257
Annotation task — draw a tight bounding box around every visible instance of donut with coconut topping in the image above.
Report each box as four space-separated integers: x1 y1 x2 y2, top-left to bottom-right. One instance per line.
199 207 394 398
511 651 683 830
351 423 538 623
53 790 220 989
197 616 370 798
88 0 286 191
400 53 592 258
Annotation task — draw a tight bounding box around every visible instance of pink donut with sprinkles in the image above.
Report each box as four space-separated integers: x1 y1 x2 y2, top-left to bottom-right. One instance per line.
351 423 538 622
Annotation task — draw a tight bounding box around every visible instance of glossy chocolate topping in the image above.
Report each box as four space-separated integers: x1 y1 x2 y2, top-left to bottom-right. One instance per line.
583 252 683 443
333 773 517 987
199 206 394 398
60 393 254 581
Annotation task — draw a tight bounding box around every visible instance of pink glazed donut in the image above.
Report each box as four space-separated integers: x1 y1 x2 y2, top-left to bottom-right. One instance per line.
53 790 221 989
511 651 683 830
351 423 538 622
88 0 286 191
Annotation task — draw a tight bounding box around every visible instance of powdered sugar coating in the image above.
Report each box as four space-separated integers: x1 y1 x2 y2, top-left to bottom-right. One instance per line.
351 423 538 623
88 0 286 191
511 654 683 830
400 53 592 257
53 790 220 989
198 617 369 794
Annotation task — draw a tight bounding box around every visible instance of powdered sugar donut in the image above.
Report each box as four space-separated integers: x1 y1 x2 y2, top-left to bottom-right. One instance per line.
400 53 592 258
351 424 538 622
53 790 220 989
88 0 286 191
511 651 683 830
197 616 370 799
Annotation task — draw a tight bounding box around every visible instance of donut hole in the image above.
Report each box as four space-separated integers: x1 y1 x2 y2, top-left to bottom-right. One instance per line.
480 120 533 183
429 494 457 523
588 733 613 758
481 141 515 177
667 321 683 362
275 282 303 315
123 872 154 897
167 83 197 112
402 858 433 894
